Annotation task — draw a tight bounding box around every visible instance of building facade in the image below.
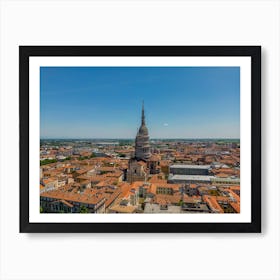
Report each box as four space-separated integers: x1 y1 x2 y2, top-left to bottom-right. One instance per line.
126 159 148 183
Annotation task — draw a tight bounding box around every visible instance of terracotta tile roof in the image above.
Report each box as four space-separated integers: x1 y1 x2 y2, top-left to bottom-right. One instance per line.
41 189 105 205
229 185 240 191
106 170 123 178
42 178 57 185
159 160 171 166
104 190 121 208
95 181 109 187
148 175 167 184
109 204 137 213
138 160 147 167
148 182 181 194
227 189 240 203
216 173 230 178
59 199 74 208
76 175 91 180
203 195 224 213
97 166 116 172
215 195 228 201
149 184 157 194
131 181 145 189
149 154 160 161
118 182 132 198
154 194 181 205
183 195 201 204
230 202 240 213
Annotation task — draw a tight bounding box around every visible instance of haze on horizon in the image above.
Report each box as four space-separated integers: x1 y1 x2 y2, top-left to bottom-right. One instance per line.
40 67 240 139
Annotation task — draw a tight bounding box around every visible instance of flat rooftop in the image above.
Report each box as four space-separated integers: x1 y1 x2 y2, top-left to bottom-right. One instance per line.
168 174 214 182
169 164 211 169
212 177 240 183
144 203 182 213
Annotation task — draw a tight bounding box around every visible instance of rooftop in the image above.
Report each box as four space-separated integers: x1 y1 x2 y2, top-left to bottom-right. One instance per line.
170 164 211 169
169 174 214 182
109 204 137 213
211 177 240 183
144 203 182 213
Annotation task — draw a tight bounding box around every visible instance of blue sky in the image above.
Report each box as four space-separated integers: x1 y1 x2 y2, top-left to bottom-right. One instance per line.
40 67 240 139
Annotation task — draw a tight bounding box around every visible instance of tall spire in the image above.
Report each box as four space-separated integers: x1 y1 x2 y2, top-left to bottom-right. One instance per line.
141 100 145 125
134 101 150 161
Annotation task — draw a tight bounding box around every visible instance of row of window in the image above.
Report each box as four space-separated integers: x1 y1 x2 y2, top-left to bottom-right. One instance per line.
41 197 96 209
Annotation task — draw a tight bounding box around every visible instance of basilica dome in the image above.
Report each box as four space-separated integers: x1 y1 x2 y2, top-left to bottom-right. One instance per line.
138 124 149 135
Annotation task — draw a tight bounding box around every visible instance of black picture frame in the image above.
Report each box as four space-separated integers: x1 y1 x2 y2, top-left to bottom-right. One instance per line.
20 46 261 233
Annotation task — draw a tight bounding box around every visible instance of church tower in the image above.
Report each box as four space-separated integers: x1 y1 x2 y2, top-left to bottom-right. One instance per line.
135 102 151 161
126 102 151 183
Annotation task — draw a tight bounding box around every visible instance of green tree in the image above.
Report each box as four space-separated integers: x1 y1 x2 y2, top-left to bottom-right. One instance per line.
119 154 126 158
177 200 184 206
40 158 57 166
62 156 71 162
209 190 219 196
80 205 89 213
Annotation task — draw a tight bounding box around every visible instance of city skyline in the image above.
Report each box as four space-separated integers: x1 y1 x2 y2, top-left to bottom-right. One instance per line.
40 66 240 139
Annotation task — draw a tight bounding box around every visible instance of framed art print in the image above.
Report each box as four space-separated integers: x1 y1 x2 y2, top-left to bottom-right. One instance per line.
19 46 261 233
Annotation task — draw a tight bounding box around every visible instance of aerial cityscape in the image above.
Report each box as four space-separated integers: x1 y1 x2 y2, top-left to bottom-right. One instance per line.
40 67 240 214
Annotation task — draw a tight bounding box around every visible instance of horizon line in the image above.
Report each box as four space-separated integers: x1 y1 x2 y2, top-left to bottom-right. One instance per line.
40 137 240 140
